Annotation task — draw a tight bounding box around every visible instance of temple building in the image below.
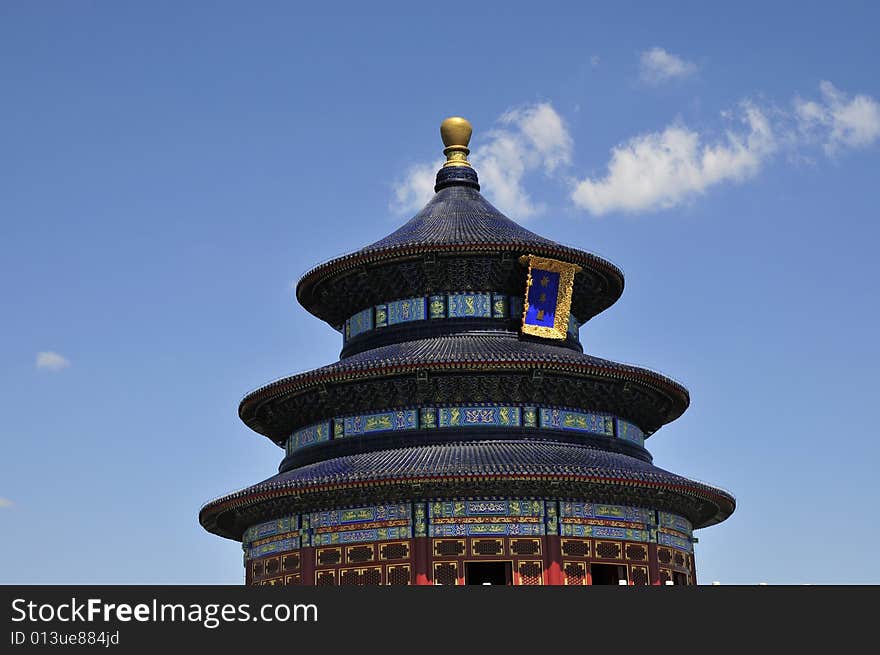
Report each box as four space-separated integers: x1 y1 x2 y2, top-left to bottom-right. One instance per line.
199 117 735 586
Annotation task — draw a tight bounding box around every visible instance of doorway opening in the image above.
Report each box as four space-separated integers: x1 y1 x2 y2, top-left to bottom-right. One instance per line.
672 571 688 586
590 564 628 585
464 561 512 586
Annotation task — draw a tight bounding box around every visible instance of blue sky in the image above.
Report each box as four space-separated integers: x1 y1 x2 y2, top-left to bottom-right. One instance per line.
1 2 878 584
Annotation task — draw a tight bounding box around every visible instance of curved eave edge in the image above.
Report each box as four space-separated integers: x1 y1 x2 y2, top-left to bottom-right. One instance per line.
295 241 625 319
199 474 735 540
238 359 690 442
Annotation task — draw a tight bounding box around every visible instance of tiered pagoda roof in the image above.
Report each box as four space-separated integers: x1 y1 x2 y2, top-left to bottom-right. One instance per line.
200 116 735 543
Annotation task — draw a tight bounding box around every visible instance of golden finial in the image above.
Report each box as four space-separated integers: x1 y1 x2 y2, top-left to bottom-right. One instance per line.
440 116 473 168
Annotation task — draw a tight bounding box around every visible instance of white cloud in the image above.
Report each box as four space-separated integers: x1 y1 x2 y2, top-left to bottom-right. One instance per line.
0 498 13 509
795 80 880 154
572 103 775 215
389 159 444 216
640 47 698 85
36 351 71 371
475 129 543 218
499 103 573 173
391 82 879 219
391 103 573 220
590 55 601 68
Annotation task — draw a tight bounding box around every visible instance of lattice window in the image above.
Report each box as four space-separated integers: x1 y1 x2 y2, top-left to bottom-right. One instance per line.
658 548 673 564
317 548 342 566
518 561 543 585
284 574 302 586
595 541 621 560
659 569 672 584
316 570 336 586
282 553 301 572
433 539 466 557
261 577 283 586
346 545 374 564
362 567 382 586
340 569 360 586
511 539 541 556
252 560 264 579
629 566 649 586
625 544 647 561
380 542 410 560
472 539 504 556
264 557 280 576
387 565 411 585
561 539 590 558
674 552 685 567
563 561 587 585
433 562 458 586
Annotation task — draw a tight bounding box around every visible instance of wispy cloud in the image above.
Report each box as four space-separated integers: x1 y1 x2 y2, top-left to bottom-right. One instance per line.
590 55 601 69
795 80 880 155
391 103 572 219
572 103 775 215
0 498 14 509
390 159 444 216
573 81 880 215
391 82 879 219
36 351 71 371
639 47 698 85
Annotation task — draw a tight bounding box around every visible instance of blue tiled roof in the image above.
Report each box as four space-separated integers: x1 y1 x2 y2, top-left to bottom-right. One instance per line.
240 332 689 417
201 440 735 530
364 185 559 251
295 184 625 319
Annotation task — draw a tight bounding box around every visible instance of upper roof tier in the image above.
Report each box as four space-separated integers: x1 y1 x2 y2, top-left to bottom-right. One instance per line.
296 118 625 328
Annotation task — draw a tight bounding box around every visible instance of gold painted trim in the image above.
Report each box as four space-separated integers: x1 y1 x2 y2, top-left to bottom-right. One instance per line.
562 559 588 585
378 540 411 561
432 538 467 558
314 569 337 585
628 564 649 586
432 560 461 586
510 537 542 556
518 254 582 340
385 563 412 586
338 565 383 585
594 540 624 560
281 552 301 571
315 546 342 568
470 538 507 557
344 543 375 564
560 537 592 558
515 559 544 586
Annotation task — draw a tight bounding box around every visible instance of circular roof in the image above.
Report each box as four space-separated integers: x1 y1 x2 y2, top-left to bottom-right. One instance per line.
200 440 735 538
295 183 625 325
238 332 690 438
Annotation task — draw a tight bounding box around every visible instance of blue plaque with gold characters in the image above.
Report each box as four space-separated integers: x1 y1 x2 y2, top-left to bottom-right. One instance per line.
518 254 582 340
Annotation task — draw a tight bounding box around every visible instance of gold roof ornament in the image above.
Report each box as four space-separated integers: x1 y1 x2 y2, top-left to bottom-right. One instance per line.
440 116 473 168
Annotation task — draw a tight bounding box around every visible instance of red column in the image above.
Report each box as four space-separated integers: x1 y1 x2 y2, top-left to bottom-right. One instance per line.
544 535 563 585
301 547 315 585
648 543 661 586
414 537 430 585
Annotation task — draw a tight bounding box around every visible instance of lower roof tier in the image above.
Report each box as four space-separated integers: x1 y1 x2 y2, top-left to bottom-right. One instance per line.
239 332 690 442
200 440 735 540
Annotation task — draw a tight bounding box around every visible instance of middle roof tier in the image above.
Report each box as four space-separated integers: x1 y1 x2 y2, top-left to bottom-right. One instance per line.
239 331 689 445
